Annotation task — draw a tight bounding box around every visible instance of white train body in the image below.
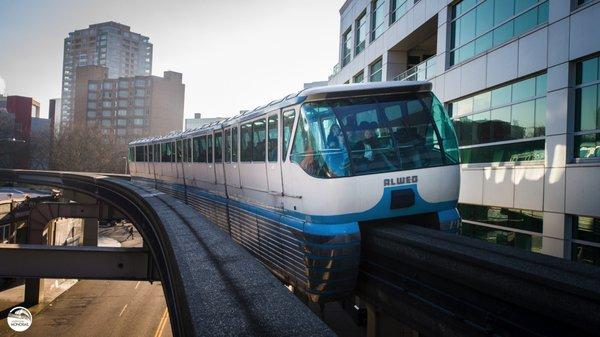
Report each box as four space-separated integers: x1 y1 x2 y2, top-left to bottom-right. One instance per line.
129 81 461 301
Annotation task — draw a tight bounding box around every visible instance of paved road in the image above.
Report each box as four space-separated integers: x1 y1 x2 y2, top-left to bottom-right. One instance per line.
1 279 172 337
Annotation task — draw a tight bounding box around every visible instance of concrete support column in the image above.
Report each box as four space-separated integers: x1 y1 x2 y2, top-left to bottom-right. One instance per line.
24 277 44 305
82 218 98 246
385 50 408 80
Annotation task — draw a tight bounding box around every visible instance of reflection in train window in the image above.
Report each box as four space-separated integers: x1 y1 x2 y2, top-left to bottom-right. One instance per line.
207 134 213 163
185 139 192 162
215 132 223 163
136 146 144 162
154 144 161 163
225 129 232 162
148 145 154 162
192 137 203 163
282 110 295 161
232 127 238 162
291 93 458 178
241 123 252 162
252 119 266 162
268 115 278 162
161 142 175 162
176 140 183 163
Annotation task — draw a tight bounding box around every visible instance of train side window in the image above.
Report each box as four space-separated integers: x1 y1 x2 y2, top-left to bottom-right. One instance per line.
176 140 183 162
186 140 190 162
199 136 207 163
215 132 223 163
170 142 176 162
136 146 144 162
268 115 278 162
154 144 161 162
282 109 295 161
252 119 266 162
161 143 168 162
128 147 135 161
241 123 252 162
225 129 231 162
232 127 238 162
192 137 201 163
148 145 153 162
207 134 213 163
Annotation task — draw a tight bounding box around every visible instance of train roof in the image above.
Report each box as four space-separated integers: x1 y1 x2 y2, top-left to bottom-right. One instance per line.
129 81 431 146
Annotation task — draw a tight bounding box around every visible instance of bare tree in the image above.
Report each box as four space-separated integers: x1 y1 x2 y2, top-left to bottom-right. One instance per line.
51 126 128 173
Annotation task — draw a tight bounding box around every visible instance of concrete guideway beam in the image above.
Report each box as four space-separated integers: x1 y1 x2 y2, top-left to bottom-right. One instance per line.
0 244 159 281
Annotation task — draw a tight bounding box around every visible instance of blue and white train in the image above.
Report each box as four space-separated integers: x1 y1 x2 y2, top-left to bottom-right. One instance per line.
128 81 461 302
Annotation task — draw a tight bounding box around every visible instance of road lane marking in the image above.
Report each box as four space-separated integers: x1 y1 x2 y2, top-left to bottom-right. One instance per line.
134 281 141 290
118 304 128 317
153 307 169 337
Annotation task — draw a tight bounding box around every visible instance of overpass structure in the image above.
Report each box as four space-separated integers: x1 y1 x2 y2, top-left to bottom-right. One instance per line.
0 169 599 337
0 169 334 337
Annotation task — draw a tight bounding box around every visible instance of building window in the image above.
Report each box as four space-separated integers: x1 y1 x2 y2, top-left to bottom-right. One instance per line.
87 110 96 118
355 11 367 55
118 90 129 98
102 82 113 90
390 0 409 24
369 58 383 82
102 101 112 108
342 29 352 67
459 204 543 253
118 100 127 108
572 215 600 266
117 119 126 127
133 119 144 126
134 98 144 106
451 73 547 163
574 55 600 160
371 0 386 41
450 0 549 66
117 109 127 116
353 71 365 83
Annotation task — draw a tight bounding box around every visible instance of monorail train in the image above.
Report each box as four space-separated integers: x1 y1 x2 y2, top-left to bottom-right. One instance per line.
128 81 461 302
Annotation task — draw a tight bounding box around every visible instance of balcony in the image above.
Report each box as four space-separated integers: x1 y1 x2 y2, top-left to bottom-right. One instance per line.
393 56 436 82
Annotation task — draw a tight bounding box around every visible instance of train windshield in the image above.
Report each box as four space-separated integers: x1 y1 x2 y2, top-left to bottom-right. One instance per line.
290 92 459 178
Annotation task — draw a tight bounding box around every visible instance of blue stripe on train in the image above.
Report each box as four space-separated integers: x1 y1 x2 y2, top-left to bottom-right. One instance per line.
134 177 456 236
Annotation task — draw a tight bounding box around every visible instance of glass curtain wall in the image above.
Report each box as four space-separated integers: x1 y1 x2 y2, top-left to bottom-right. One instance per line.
450 0 548 66
450 73 547 164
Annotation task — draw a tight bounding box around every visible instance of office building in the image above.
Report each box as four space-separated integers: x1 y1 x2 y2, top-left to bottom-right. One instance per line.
60 22 153 128
330 0 600 263
48 98 62 137
184 113 225 130
0 95 50 169
73 65 185 139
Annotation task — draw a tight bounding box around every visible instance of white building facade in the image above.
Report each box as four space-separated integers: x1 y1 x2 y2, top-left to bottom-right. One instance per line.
330 0 600 263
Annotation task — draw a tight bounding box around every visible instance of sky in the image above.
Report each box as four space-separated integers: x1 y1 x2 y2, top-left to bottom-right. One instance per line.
0 0 345 119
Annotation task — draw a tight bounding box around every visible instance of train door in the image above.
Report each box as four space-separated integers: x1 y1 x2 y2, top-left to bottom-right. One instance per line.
280 108 303 211
224 127 241 188
214 131 225 185
266 112 282 194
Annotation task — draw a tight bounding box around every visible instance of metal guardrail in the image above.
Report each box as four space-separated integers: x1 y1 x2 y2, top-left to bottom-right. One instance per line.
357 223 600 337
394 56 436 82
